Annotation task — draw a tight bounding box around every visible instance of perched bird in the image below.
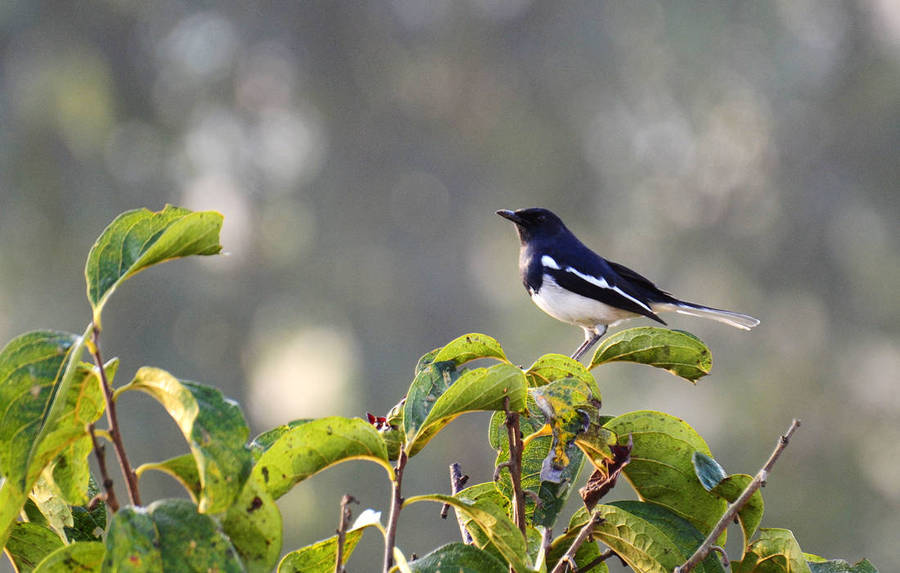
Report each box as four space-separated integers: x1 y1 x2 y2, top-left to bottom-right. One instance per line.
497 208 759 360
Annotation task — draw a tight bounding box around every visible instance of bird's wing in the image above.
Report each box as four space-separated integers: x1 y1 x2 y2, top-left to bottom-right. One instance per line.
541 254 666 324
606 260 677 302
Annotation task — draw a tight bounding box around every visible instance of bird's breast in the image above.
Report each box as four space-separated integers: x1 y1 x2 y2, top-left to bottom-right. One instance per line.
531 274 639 328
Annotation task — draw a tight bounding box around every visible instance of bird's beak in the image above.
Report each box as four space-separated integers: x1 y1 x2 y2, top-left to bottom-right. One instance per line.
496 209 525 225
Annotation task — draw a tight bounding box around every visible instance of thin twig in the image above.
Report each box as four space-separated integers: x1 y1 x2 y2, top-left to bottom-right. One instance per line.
551 510 603 573
89 326 141 506
674 419 802 573
87 423 119 512
575 549 615 573
334 494 356 573
383 450 408 573
504 397 526 536
444 463 473 544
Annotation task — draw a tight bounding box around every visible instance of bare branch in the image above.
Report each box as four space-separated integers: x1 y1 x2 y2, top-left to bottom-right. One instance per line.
87 423 119 512
383 450 408 573
674 419 801 573
89 325 141 507
504 397 527 536
550 511 603 573
334 494 356 573
443 463 473 544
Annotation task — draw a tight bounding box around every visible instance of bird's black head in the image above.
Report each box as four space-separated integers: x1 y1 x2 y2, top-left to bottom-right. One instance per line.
496 208 569 244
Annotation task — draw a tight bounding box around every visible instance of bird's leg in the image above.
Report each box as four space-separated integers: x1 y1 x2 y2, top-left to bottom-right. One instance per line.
571 326 607 362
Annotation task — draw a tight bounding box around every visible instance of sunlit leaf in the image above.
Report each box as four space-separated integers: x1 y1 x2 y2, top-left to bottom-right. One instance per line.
525 354 598 394
406 363 527 456
33 541 105 573
572 502 726 573
806 558 878 573
589 327 712 382
404 493 533 573
136 453 201 503
120 367 253 513
0 331 103 548
84 205 223 325
734 528 812 573
431 333 508 366
249 416 392 499
277 510 382 573
248 419 313 458
407 543 508 573
604 411 727 538
490 409 585 529
3 522 64 573
529 378 602 482
0 331 81 491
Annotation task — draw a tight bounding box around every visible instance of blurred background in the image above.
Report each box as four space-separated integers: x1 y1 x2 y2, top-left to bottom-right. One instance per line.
1 1 898 571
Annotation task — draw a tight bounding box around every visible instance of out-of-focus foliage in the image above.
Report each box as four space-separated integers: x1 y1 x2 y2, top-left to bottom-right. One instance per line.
0 2 897 571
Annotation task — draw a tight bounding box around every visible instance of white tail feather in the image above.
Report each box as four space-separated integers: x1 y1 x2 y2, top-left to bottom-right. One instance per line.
652 302 760 331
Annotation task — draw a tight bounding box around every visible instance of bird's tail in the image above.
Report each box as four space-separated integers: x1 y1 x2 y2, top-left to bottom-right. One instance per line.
651 301 760 331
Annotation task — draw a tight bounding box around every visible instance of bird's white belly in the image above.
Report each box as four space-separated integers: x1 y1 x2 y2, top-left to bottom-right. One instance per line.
531 275 637 328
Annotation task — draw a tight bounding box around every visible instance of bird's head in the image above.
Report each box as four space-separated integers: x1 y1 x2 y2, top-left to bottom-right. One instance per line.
496 208 568 244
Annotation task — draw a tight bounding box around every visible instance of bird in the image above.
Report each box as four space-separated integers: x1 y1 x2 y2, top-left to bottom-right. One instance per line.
497 207 759 361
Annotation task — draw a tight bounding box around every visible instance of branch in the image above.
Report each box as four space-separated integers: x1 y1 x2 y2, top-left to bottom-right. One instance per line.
335 494 356 573
550 510 603 573
443 463 473 544
504 397 526 536
87 423 119 512
576 549 615 573
674 418 802 573
89 326 141 507
383 450 408 573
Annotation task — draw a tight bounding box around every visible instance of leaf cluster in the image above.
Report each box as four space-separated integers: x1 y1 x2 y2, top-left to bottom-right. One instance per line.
0 206 879 573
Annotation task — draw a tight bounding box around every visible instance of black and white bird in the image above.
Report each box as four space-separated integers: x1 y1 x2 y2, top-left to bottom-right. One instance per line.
497 208 759 360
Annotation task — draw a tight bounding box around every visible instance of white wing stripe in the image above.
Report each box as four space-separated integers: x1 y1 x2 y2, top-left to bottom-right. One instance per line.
541 255 560 270
564 266 653 313
541 254 652 313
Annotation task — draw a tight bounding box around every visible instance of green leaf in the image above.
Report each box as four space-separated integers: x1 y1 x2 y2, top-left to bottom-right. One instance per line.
42 359 116 506
120 367 253 513
222 476 282 573
406 363 527 456
0 331 81 491
431 333 508 366
403 357 460 446
734 528 812 573
34 541 105 573
3 522 65 573
807 558 878 573
277 510 382 573
529 378 603 482
249 419 312 458
150 499 243 572
136 453 202 503
404 494 533 573
250 416 392 499
589 327 712 382
693 451 728 491
84 205 223 325
29 473 75 541
103 500 243 573
603 411 727 538
709 474 764 549
524 353 598 393
579 502 725 573
407 543 508 573
102 507 162 572
0 331 103 548
489 408 586 529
